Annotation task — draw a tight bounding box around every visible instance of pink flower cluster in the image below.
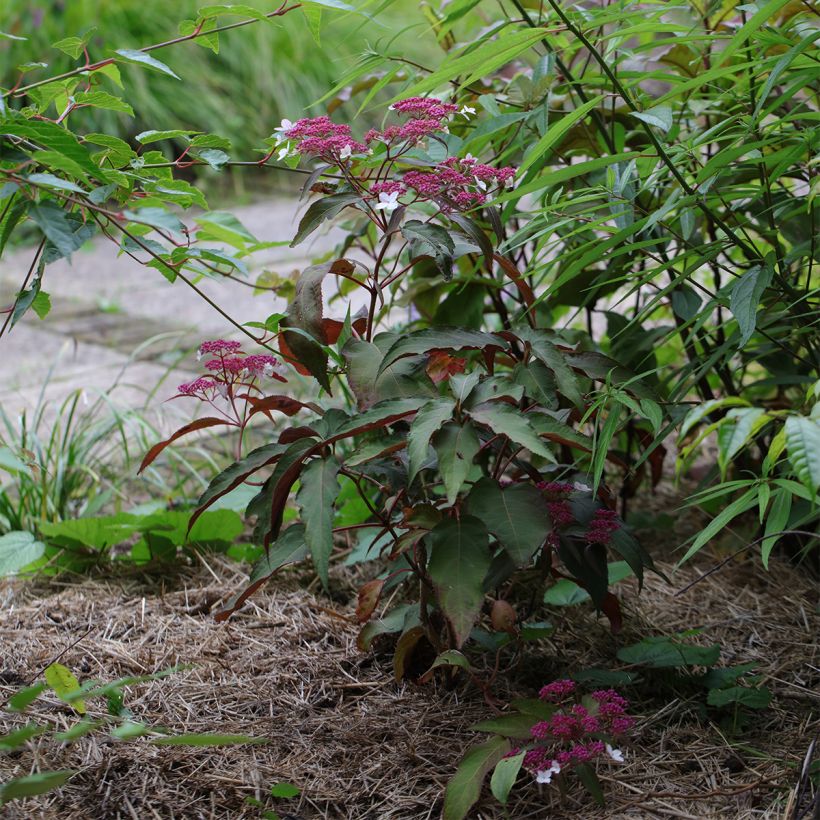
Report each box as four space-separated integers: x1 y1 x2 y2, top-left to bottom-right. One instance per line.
283 116 368 161
536 481 575 500
389 97 459 118
513 681 633 785
176 340 285 401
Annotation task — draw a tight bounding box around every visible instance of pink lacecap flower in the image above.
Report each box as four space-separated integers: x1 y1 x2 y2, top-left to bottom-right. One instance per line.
177 377 216 396
390 97 458 118
370 181 406 197
197 339 242 359
539 679 576 702
537 481 575 499
567 740 606 764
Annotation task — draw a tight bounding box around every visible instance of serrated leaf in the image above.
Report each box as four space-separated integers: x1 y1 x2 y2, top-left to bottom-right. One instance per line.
443 736 510 820
29 201 87 259
466 478 549 566
617 637 720 668
26 173 85 193
427 516 490 647
115 49 180 80
73 91 134 116
432 422 480 505
296 456 340 589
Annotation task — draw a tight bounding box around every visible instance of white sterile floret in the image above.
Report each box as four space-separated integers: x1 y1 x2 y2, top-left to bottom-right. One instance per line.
339 144 353 160
273 118 294 145
460 105 476 118
606 744 625 763
535 760 561 784
374 191 400 213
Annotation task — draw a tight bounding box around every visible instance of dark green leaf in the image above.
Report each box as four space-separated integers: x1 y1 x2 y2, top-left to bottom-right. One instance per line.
296 456 340 588
432 422 480 504
115 49 180 80
427 516 490 647
443 736 510 820
290 193 362 247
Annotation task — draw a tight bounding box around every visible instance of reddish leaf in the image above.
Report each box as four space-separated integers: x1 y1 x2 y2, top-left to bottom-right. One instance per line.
600 592 623 634
426 350 467 384
278 332 312 376
139 417 230 473
493 253 535 318
245 394 321 419
279 426 319 444
355 578 385 624
322 315 368 345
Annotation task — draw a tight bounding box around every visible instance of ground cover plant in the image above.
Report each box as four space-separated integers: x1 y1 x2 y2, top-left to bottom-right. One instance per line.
1 0 818 816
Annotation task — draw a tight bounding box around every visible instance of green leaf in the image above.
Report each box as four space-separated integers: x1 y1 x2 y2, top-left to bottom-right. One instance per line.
679 488 758 564
717 408 768 474
54 717 102 741
377 328 504 376
6 683 46 712
115 49 181 80
471 713 536 739
490 751 525 804
73 91 134 116
544 578 590 606
195 211 256 248
443 736 510 820
633 106 673 132
730 264 773 346
468 402 555 461
706 686 771 710
270 782 300 798
301 3 323 45
761 488 791 568
296 456 340 589
152 733 266 746
135 129 199 144
0 531 46 575
198 4 272 21
290 193 362 247
45 663 86 714
785 416 820 499
466 478 550 566
110 721 150 739
408 398 455 484
29 201 87 258
575 763 605 806
515 329 583 408
0 770 74 805
0 119 107 182
26 173 85 193
520 95 605 171
617 637 721 668
427 516 490 647
432 422 480 505
0 722 47 752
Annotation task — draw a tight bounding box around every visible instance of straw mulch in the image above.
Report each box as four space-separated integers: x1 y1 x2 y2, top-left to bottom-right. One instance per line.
0 547 817 820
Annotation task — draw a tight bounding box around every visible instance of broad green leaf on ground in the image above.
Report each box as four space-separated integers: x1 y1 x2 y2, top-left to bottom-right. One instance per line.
45 663 86 714
0 531 46 575
296 456 341 588
617 637 720 668
466 478 549 565
427 516 490 647
443 735 511 820
0 770 74 805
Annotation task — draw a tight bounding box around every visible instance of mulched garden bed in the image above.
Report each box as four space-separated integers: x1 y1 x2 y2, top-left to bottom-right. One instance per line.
1 545 817 819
